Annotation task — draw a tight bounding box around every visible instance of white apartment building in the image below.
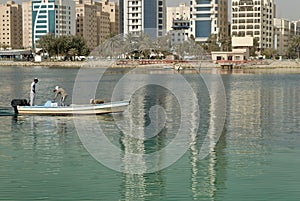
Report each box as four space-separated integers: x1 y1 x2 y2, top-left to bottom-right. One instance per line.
166 3 190 32
190 0 228 43
231 0 275 52
123 0 166 38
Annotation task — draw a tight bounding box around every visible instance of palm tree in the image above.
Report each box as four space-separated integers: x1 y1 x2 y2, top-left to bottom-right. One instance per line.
68 48 79 61
91 34 123 58
124 32 139 58
290 36 300 59
137 32 152 59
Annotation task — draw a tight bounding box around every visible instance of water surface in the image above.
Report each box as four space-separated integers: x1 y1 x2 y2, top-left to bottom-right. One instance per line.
0 66 299 200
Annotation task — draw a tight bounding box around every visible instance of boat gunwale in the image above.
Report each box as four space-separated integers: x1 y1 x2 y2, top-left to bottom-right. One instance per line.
16 100 130 115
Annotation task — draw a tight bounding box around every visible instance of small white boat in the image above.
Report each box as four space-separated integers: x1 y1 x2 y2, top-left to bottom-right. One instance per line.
11 99 129 115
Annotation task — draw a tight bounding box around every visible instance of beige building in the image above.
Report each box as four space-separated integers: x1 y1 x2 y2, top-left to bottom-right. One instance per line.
212 36 253 63
76 0 112 51
166 3 190 32
274 18 300 56
0 1 22 49
102 0 119 35
22 1 32 49
231 0 275 53
96 2 110 46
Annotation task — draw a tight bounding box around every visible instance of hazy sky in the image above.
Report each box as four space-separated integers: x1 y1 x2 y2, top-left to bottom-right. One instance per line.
0 0 299 21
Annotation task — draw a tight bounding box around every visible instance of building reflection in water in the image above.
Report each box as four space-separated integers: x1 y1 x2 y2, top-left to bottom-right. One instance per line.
118 70 228 200
189 70 228 200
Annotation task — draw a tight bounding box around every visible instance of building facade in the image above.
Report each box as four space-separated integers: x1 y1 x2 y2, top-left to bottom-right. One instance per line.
32 0 76 48
122 0 166 38
0 1 23 49
274 18 291 56
76 0 98 50
96 2 110 46
274 18 300 56
166 3 190 32
102 0 119 35
231 0 275 52
190 0 228 43
75 0 111 51
22 1 32 49
169 18 190 46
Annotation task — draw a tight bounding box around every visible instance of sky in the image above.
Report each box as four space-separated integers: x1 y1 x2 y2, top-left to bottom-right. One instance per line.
0 0 299 21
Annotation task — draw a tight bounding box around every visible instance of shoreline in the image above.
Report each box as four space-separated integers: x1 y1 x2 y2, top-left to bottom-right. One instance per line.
0 60 300 70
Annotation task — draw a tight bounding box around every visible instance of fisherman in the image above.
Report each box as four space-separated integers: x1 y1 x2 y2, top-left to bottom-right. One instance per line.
53 86 68 106
30 78 38 106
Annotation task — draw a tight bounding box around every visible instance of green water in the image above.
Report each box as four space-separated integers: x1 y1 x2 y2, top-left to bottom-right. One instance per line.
0 66 299 200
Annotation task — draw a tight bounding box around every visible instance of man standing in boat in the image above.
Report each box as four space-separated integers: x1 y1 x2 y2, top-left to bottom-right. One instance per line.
53 86 68 106
30 78 38 106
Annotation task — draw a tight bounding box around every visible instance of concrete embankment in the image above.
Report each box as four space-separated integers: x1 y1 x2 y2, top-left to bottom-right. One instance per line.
1 60 300 70
0 61 85 67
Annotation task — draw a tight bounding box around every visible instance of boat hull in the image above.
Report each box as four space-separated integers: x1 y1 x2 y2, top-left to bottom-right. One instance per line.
16 101 129 115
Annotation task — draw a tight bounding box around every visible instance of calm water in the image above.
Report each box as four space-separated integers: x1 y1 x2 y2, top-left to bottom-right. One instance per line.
0 66 300 200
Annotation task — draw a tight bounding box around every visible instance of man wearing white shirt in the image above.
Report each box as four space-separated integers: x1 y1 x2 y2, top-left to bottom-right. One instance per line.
30 78 38 106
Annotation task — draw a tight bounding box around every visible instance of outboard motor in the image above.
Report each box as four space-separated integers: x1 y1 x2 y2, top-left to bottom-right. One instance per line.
11 99 29 114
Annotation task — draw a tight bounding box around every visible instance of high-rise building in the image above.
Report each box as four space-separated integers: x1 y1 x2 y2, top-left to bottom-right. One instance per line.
102 0 119 35
190 0 228 43
76 0 98 50
22 1 32 49
0 1 23 49
75 0 111 51
273 18 291 56
274 18 300 56
231 0 275 52
96 2 110 46
32 0 76 48
122 0 166 38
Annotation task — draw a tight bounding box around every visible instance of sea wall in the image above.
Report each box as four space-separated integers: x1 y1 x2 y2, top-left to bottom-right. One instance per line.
1 60 300 69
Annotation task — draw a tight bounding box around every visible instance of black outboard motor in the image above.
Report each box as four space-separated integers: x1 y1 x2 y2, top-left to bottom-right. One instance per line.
11 99 29 114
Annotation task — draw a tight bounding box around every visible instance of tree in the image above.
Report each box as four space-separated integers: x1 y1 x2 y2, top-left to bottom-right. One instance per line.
287 36 300 59
124 32 139 56
219 36 232 51
68 48 79 61
203 34 220 53
91 34 123 58
38 34 90 60
250 37 259 57
262 48 279 59
137 32 152 59
37 33 56 59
